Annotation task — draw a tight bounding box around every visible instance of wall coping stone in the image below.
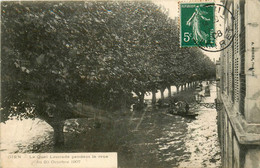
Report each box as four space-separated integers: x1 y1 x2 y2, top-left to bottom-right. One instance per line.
221 94 260 145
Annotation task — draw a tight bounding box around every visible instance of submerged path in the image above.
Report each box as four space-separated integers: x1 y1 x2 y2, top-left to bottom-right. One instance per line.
120 82 221 167
0 82 221 168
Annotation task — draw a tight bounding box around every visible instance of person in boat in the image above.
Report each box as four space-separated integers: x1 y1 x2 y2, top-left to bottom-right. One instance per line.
169 98 177 107
168 98 178 114
174 101 186 113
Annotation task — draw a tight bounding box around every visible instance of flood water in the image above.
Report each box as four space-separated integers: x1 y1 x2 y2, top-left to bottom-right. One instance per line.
0 82 221 168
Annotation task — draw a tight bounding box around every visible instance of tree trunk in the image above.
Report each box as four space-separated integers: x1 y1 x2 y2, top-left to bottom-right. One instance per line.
160 88 165 100
176 85 180 93
51 121 65 149
152 89 157 104
181 85 183 91
184 84 187 90
134 91 145 110
167 86 171 98
139 92 145 105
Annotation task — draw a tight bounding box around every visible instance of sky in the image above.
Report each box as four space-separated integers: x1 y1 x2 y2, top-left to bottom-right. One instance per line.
153 0 220 62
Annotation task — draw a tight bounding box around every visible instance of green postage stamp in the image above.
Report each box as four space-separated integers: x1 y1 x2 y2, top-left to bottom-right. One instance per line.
180 2 215 47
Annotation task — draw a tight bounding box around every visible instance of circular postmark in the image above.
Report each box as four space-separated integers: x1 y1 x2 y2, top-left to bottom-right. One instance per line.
193 3 235 52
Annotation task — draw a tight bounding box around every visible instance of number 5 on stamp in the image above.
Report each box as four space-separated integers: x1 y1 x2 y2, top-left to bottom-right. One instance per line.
180 2 215 47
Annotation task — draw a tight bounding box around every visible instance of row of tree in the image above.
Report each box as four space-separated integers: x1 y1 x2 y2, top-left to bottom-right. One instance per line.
1 1 215 145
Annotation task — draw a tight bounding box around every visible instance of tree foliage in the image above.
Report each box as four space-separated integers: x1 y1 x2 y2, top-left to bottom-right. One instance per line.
1 1 216 122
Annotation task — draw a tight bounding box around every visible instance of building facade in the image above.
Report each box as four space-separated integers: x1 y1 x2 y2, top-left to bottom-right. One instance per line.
217 0 260 167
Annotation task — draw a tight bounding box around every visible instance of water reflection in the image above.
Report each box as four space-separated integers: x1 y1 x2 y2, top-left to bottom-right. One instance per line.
0 118 53 153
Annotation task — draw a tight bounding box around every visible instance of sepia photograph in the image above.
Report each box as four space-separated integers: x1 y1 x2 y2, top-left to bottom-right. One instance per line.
0 0 260 167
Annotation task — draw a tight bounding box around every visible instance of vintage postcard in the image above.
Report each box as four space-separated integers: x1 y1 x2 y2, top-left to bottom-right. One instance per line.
1 0 260 168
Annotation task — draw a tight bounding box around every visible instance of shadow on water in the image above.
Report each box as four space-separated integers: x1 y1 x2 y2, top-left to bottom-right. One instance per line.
61 105 195 168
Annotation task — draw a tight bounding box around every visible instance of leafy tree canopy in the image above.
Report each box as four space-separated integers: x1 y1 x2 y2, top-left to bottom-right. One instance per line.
1 1 215 122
